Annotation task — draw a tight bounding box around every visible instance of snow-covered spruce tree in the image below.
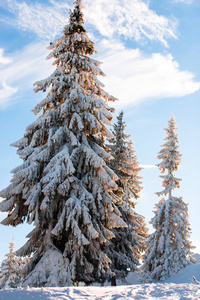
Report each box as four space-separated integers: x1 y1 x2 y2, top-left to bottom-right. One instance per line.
0 0 128 287
107 111 148 279
141 114 194 282
0 238 28 289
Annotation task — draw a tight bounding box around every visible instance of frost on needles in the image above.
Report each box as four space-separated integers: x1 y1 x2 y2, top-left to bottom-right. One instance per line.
0 0 130 287
141 114 195 282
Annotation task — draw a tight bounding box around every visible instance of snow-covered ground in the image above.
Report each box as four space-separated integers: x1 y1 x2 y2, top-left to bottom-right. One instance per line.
0 283 200 300
0 261 200 299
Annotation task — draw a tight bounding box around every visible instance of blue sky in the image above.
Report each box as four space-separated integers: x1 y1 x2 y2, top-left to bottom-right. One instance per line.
0 0 200 263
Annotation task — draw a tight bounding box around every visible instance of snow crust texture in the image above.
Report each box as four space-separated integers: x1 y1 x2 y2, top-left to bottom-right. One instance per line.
0 283 200 300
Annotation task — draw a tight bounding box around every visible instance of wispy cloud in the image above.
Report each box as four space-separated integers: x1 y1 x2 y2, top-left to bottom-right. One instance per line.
85 0 178 47
0 82 18 108
98 40 200 108
0 49 12 65
0 0 178 46
1 39 199 110
0 49 18 108
0 0 70 40
0 42 54 109
174 0 194 4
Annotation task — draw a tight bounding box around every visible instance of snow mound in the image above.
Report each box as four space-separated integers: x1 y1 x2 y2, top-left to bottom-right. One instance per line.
125 262 200 285
163 262 200 284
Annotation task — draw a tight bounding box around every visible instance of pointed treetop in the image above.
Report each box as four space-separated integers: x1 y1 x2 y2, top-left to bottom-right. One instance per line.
164 113 178 133
116 111 126 129
157 114 182 198
118 111 124 119
64 0 92 51
68 0 84 30
8 236 15 254
159 114 181 170
112 111 129 149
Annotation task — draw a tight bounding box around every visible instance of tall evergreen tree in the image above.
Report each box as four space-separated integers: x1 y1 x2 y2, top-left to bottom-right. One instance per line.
0 238 28 289
141 114 194 282
0 0 128 287
108 111 148 280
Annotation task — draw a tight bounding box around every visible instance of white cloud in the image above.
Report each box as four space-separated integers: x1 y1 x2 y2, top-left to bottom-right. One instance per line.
0 0 70 40
0 82 18 108
0 43 54 109
0 0 178 46
0 40 199 110
85 0 178 47
0 49 17 108
98 40 200 108
0 49 12 65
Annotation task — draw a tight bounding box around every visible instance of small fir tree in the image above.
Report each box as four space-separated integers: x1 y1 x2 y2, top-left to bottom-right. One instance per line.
141 114 194 282
0 0 128 287
108 111 148 280
0 238 28 289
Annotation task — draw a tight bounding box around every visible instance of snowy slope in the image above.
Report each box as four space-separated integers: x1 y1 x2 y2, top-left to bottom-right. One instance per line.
0 263 200 299
125 260 200 286
164 262 200 284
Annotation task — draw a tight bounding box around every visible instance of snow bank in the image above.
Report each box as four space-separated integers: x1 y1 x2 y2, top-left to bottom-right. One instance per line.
124 262 200 286
0 263 200 299
164 262 200 284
